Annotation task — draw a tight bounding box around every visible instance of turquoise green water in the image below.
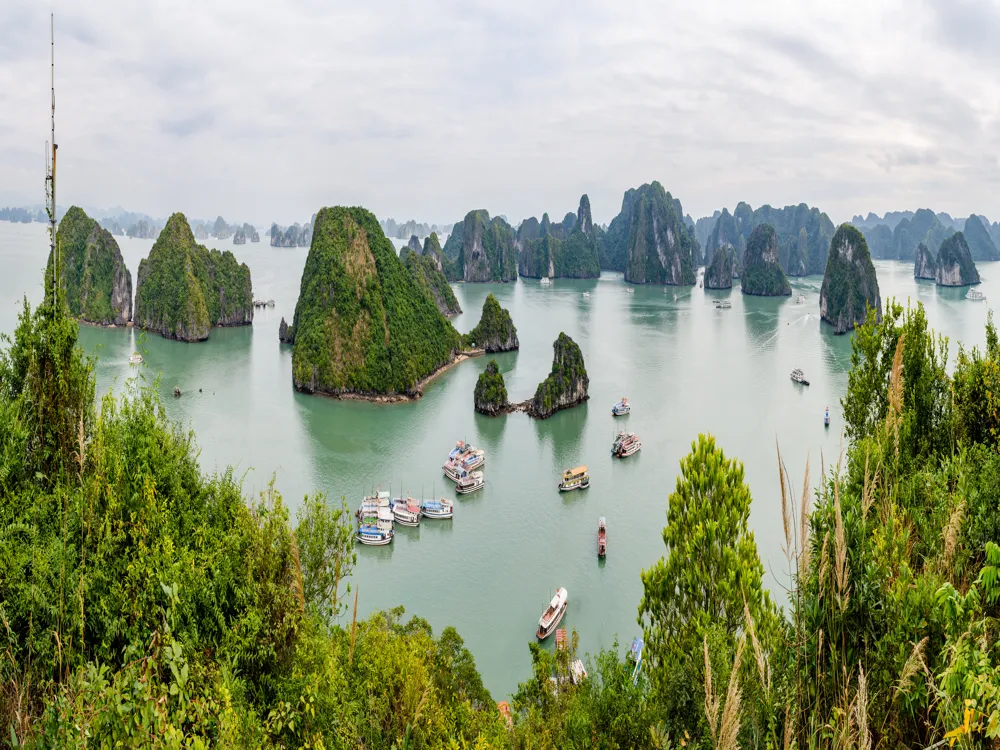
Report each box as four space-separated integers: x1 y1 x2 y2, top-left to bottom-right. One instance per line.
2 221 995 698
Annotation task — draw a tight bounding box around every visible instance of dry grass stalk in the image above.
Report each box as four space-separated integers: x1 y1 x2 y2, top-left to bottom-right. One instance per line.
718 637 746 750
704 636 720 744
895 637 928 700
819 531 830 600
942 501 965 573
799 451 811 573
289 531 305 615
833 475 850 610
886 334 905 456
783 702 793 750
854 664 871 750
744 598 770 694
777 440 792 562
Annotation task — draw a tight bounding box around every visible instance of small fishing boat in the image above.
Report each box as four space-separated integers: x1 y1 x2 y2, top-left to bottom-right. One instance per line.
967 288 986 301
390 495 422 527
420 497 454 519
626 287 634 294
796 293 806 304
540 277 552 286
611 397 630 416
715 299 732 309
558 465 590 491
356 506 394 546
597 517 607 558
612 431 642 458
128 352 143 365
455 470 484 494
536 587 568 640
791 368 810 386
824 406 831 428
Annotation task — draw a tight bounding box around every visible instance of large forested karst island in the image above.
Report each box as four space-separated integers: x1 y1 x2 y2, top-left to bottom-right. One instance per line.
517 195 601 279
442 210 519 282
402 245 462 317
284 206 469 399
49 206 132 326
740 224 792 296
819 224 882 334
701 201 834 276
133 213 253 342
603 181 698 285
703 245 735 289
935 231 981 287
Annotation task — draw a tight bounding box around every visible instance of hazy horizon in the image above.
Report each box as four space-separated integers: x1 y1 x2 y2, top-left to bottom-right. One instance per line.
2 0 999 228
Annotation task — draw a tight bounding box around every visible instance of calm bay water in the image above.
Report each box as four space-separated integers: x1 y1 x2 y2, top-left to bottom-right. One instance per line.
2 220 995 698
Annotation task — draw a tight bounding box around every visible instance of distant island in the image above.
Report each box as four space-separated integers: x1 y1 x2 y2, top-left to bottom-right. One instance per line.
134 213 253 341
935 232 980 287
517 195 601 279
270 218 314 248
380 218 453 241
233 223 260 245
820 224 881 334
855 210 1000 262
49 206 132 327
704 246 736 289
740 224 791 296
442 210 518 283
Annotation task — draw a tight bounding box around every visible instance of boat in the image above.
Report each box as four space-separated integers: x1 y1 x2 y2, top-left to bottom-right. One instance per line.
626 287 634 294
356 506 394 546
536 587 568 640
791 368 810 386
455 470 484 494
627 637 644 685
356 490 391 521
715 299 732 309
443 449 485 481
540 277 552 286
673 293 678 301
448 440 476 462
128 352 143 365
421 497 454 519
558 465 590 491
611 431 642 458
967 288 986 301
583 291 590 298
597 517 607 558
824 406 831 428
699 280 703 288
611 397 630 416
390 495 422 527
796 293 806 304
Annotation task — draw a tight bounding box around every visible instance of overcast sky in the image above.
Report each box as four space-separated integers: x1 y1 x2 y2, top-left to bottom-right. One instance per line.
1 0 999 227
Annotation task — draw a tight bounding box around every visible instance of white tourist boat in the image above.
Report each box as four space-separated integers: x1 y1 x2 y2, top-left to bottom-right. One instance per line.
540 277 552 286
583 291 590 298
967 288 986 301
420 497 454 519
796 293 806 304
558 465 590 491
611 397 630 416
356 506 394 546
390 495 422 527
626 287 635 294
455 470 485 494
612 431 642 458
715 299 732 309
791 368 810 386
444 449 485 481
536 587 568 640
128 352 143 365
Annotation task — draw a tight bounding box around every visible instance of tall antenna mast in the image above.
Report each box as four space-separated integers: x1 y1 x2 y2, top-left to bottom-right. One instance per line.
47 13 58 307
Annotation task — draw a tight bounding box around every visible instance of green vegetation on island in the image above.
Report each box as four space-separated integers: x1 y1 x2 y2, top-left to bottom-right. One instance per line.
134 213 253 341
703 245 735 289
517 195 601 279
462 293 519 353
820 223 882 334
528 332 588 419
740 224 792 296
48 205 132 326
474 359 509 415
442 210 518 283
963 214 1000 260
288 206 461 398
935 231 981 286
402 247 462 317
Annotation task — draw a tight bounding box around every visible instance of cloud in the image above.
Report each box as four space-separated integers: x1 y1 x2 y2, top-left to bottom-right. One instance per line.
1 0 999 227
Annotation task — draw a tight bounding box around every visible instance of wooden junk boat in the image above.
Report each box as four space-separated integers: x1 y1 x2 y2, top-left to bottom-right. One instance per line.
390 495 422 527
536 587 568 640
558 465 590 491
597 517 607 558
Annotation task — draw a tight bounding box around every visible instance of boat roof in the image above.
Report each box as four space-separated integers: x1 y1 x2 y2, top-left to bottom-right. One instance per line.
564 465 588 476
377 507 393 520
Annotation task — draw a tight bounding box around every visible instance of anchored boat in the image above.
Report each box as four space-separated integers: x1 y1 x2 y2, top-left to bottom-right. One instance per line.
796 293 806 304
536 587 568 640
715 299 732 309
612 431 642 458
611 397 630 416
597 517 607 558
444 449 485 481
455 470 485 494
558 465 590 491
420 497 454 519
128 352 143 365
824 406 831 428
390 495 422 527
791 368 810 386
356 506 394 546
967 288 986 301
540 277 552 286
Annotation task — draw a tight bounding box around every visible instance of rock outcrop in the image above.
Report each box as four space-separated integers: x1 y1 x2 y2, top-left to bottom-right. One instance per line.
740 224 792 296
270 221 312 248
820 224 882 334
964 215 999 260
604 182 697 285
442 210 518 282
935 232 980 287
704 246 734 289
288 206 462 397
914 242 937 280
233 227 247 245
50 206 132 326
463 294 518 352
474 359 509 416
406 235 422 254
134 213 253 341
403 248 462 317
517 195 601 279
422 232 445 272
278 317 294 344
246 223 260 243
527 333 588 419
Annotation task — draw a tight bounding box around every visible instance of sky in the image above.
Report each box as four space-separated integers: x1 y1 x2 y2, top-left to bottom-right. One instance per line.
1 0 999 228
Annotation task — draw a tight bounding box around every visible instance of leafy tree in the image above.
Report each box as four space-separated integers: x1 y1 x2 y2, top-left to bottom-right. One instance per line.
295 493 357 623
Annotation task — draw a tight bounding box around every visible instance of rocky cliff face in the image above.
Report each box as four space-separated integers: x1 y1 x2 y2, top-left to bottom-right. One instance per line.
463 294 518 352
704 246 734 289
517 195 600 279
407 235 422 254
935 231 981 287
134 213 253 341
449 210 518 282
422 232 445 272
233 227 247 245
740 224 792 296
820 224 882 334
278 317 294 344
527 332 588 419
608 182 697 286
914 242 937 280
474 359 509 416
50 206 132 326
